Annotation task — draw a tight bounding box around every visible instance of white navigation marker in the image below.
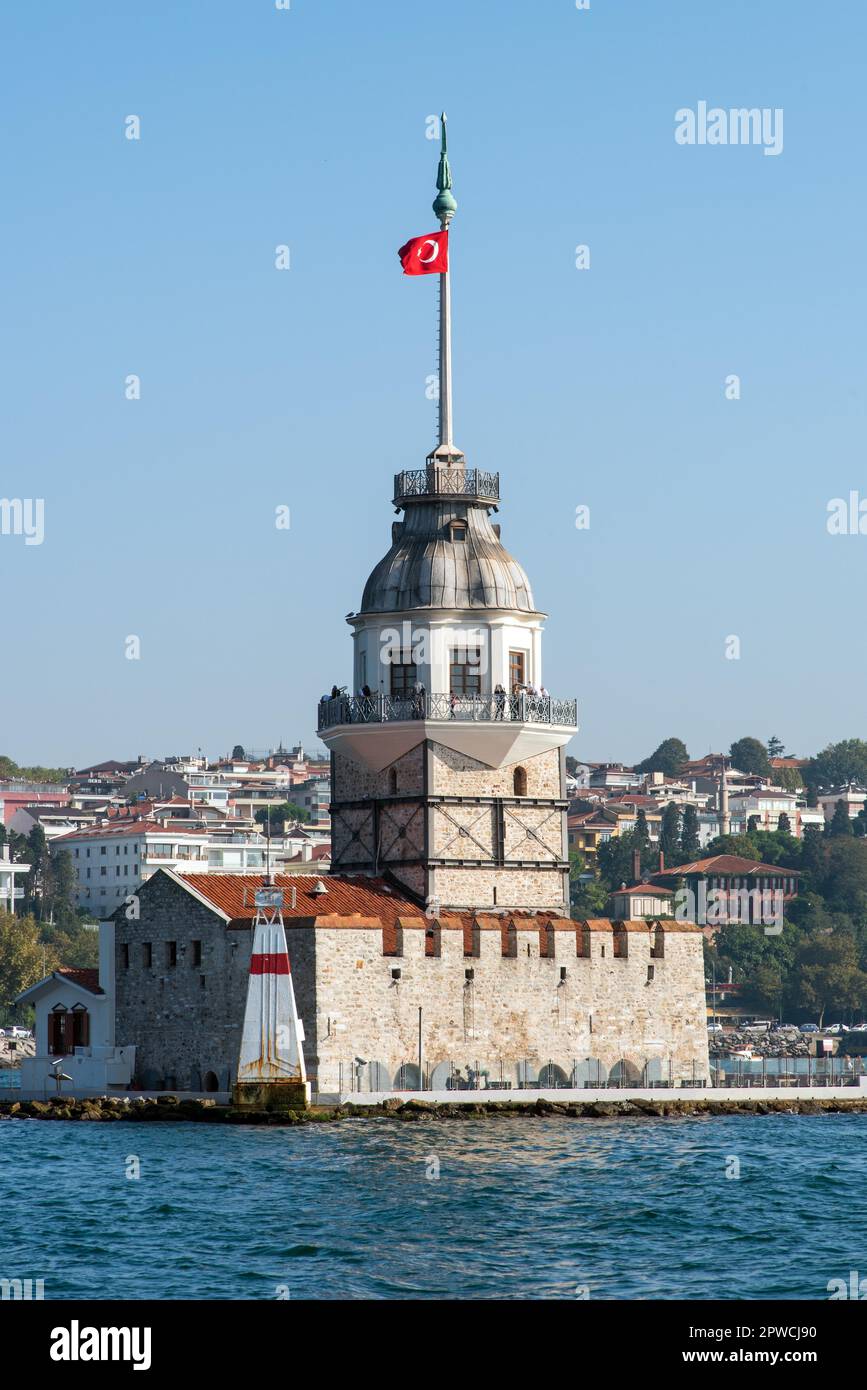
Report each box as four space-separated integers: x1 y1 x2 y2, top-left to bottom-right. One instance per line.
234 885 311 1108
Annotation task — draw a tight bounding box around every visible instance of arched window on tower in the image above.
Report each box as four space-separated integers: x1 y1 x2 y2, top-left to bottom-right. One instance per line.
513 766 527 797
388 768 398 796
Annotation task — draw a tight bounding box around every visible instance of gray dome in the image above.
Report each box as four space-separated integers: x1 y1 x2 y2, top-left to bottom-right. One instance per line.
360 500 536 613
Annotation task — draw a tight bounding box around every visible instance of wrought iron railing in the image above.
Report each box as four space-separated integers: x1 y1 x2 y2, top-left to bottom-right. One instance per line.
317 691 578 731
393 467 500 503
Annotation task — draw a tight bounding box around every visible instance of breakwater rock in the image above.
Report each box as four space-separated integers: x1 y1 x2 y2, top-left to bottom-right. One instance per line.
4 1093 867 1124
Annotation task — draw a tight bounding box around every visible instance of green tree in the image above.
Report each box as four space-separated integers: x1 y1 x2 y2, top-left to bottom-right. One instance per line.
808 739 867 791
702 832 762 862
0 755 68 784
777 811 791 834
829 799 854 838
660 802 681 865
597 832 640 891
0 911 59 1015
231 745 246 761
635 737 689 778
729 737 772 778
795 934 867 1027
254 802 309 829
568 851 609 917
767 736 786 759
633 809 649 851
680 805 700 860
42 921 98 970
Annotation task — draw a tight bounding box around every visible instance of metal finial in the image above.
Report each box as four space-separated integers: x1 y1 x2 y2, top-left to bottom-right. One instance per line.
433 111 457 225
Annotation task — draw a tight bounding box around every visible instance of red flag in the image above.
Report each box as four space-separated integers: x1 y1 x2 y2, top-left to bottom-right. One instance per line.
398 230 449 275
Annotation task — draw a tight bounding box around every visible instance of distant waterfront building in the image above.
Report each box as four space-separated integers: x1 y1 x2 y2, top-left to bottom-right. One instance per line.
608 883 675 919
817 785 867 824
51 819 210 919
51 816 292 918
653 854 800 924
0 843 31 914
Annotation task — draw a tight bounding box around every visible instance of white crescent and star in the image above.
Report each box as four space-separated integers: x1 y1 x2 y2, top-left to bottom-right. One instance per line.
418 239 440 263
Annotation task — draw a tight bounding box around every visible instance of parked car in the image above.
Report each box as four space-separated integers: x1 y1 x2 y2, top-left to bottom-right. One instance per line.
7 1026 31 1040
707 1023 725 1033
799 1023 820 1033
824 1023 847 1035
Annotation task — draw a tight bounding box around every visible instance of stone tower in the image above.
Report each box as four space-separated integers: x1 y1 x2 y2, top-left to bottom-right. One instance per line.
318 119 578 914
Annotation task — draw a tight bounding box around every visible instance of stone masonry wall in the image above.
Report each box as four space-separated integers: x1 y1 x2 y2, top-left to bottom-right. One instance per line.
333 746 424 801
114 874 252 1090
112 878 708 1096
431 742 562 798
431 866 567 911
311 921 709 1092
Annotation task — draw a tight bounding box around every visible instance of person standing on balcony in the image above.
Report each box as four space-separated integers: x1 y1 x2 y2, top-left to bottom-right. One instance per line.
412 680 426 719
494 684 506 719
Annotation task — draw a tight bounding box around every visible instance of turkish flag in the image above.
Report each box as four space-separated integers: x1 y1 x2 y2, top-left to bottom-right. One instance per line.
398 230 449 275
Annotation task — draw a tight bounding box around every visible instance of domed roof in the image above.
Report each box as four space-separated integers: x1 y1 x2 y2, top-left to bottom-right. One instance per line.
360 500 536 613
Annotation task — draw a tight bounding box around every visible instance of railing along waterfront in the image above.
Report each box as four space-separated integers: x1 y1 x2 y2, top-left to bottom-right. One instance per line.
317 691 578 732
329 1054 867 1093
393 467 500 503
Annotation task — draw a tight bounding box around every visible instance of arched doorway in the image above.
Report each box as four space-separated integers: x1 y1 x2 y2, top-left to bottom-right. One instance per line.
429 1061 454 1091
203 1070 220 1092
538 1062 569 1089
573 1058 608 1088
608 1058 642 1088
394 1062 422 1090
367 1061 390 1092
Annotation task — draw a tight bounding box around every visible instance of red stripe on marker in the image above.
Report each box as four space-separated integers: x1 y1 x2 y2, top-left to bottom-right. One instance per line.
250 953 290 975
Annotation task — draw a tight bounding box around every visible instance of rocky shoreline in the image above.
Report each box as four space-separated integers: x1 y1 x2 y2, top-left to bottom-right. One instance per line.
4 1094 867 1124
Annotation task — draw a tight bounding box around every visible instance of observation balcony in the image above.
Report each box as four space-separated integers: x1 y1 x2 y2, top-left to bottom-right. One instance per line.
393 467 500 507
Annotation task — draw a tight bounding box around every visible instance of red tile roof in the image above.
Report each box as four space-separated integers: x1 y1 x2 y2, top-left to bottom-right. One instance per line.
654 854 800 878
611 883 674 897
57 967 103 994
52 820 208 842
176 872 423 927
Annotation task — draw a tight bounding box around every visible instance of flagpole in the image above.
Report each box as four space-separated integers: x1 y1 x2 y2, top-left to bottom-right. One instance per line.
439 229 453 453
432 112 461 464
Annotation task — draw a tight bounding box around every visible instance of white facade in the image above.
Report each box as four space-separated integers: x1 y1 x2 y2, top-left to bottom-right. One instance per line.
16 923 135 1095
351 606 545 700
0 845 30 914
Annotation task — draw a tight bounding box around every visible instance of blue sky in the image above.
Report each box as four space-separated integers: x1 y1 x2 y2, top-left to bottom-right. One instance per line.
3 0 865 768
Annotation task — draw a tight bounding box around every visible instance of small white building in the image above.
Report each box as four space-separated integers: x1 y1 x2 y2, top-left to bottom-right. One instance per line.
15 923 135 1096
0 844 30 914
608 883 675 918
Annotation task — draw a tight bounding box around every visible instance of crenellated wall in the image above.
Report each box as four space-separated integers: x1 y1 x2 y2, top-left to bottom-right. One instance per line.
113 871 709 1095
309 917 709 1092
